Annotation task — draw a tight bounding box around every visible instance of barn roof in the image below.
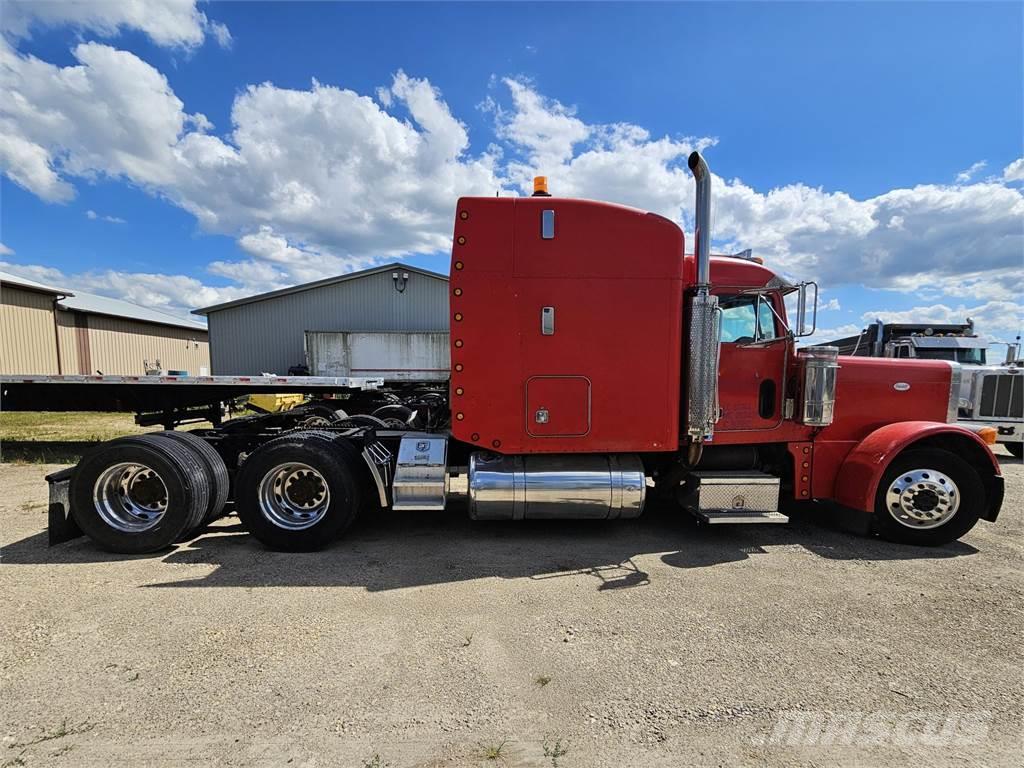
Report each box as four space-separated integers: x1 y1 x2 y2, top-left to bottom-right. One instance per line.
60 291 208 332
0 269 74 297
192 262 448 316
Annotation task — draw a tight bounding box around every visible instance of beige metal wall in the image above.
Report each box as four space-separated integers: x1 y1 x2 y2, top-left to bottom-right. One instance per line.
55 310 80 374
1 285 60 375
57 310 209 375
1 285 209 376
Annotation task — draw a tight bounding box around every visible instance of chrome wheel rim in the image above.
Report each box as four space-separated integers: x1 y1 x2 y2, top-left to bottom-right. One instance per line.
257 462 330 530
92 462 168 532
299 414 334 428
885 468 960 529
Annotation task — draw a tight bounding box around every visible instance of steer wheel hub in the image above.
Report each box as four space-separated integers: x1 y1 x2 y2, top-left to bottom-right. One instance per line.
884 467 960 530
910 488 940 512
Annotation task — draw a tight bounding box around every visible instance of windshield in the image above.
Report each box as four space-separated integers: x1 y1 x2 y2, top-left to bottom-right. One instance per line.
914 347 987 365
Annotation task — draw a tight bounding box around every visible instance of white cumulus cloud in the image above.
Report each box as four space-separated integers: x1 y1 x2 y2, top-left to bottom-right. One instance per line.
955 160 987 183
1004 157 1024 183
868 301 1023 343
1 46 1021 340
1 0 230 49
0 259 244 322
0 39 214 202
86 209 126 223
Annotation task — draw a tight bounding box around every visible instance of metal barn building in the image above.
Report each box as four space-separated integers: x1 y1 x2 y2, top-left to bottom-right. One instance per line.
193 263 449 375
1 270 210 376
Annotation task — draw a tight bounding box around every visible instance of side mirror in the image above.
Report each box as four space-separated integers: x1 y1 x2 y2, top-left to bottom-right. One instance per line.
794 281 818 337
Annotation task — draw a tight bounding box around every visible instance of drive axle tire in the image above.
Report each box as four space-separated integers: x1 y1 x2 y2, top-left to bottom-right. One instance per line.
235 432 363 551
873 448 984 546
69 435 210 554
154 431 230 525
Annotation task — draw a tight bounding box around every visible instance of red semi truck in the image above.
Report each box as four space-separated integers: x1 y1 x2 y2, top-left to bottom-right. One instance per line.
44 153 1004 553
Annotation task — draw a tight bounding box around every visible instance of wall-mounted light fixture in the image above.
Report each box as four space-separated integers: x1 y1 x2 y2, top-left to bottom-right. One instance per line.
392 271 410 293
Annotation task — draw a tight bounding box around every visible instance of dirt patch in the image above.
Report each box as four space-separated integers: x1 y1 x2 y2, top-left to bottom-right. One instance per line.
1 449 1021 767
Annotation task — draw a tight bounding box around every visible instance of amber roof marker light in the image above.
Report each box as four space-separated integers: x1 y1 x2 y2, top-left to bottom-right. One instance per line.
532 176 551 197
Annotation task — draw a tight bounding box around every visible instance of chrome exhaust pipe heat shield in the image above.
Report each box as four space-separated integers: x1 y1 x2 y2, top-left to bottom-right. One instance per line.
686 151 721 441
687 291 721 440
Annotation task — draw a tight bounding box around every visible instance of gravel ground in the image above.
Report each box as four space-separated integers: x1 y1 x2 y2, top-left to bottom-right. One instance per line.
1 449 1021 767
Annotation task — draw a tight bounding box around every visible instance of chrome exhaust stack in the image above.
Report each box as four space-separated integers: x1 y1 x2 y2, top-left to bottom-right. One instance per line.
686 151 720 442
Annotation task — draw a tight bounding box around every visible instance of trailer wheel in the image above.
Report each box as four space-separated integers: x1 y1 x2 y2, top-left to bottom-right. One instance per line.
371 404 416 428
154 431 230 526
235 432 364 551
873 448 983 546
69 435 210 554
295 404 343 429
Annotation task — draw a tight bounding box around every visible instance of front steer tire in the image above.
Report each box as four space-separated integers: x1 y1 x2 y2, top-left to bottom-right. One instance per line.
235 431 364 551
69 435 211 554
873 448 984 546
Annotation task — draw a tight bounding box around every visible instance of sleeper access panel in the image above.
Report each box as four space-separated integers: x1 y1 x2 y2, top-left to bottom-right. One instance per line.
449 195 686 454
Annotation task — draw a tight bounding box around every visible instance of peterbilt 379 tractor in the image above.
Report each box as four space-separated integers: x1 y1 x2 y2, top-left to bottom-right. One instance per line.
41 153 1005 553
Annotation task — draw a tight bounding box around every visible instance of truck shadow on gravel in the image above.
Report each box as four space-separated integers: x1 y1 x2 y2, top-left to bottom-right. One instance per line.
2 500 978 590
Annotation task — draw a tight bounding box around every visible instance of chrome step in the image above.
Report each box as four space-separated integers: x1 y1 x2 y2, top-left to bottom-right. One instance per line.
696 509 789 525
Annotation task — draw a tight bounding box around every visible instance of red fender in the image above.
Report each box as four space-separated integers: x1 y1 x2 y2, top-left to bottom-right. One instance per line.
834 421 1001 513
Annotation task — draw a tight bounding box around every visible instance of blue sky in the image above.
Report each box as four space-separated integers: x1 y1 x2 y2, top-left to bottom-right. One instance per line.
1 1 1021 343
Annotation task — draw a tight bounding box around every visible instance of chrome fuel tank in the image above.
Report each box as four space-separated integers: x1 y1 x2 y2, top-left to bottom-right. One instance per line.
468 453 646 521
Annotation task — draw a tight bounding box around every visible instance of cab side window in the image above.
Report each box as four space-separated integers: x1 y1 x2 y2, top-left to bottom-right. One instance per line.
719 294 780 343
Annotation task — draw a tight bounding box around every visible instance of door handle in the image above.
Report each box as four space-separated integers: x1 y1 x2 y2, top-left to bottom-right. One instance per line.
541 306 555 335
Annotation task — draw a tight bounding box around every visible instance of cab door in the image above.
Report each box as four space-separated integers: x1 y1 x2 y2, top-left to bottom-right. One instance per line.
715 292 788 433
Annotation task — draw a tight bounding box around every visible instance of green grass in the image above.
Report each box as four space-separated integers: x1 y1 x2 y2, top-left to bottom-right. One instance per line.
478 740 508 761
0 411 154 442
0 411 215 463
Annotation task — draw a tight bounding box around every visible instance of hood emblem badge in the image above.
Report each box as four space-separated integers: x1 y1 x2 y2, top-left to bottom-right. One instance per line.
893 382 911 392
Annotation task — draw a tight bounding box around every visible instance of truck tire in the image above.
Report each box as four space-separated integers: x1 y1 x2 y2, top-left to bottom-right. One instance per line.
69 435 210 554
1006 442 1023 459
235 432 364 551
153 431 230 526
873 448 983 546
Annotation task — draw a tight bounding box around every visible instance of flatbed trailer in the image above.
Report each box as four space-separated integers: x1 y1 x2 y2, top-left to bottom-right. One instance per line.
0 373 396 427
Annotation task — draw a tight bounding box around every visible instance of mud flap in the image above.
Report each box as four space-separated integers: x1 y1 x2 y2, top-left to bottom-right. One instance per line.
45 467 82 545
983 475 1004 522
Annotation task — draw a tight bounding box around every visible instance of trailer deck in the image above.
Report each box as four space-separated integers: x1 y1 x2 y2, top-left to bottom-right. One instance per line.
0 373 392 428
